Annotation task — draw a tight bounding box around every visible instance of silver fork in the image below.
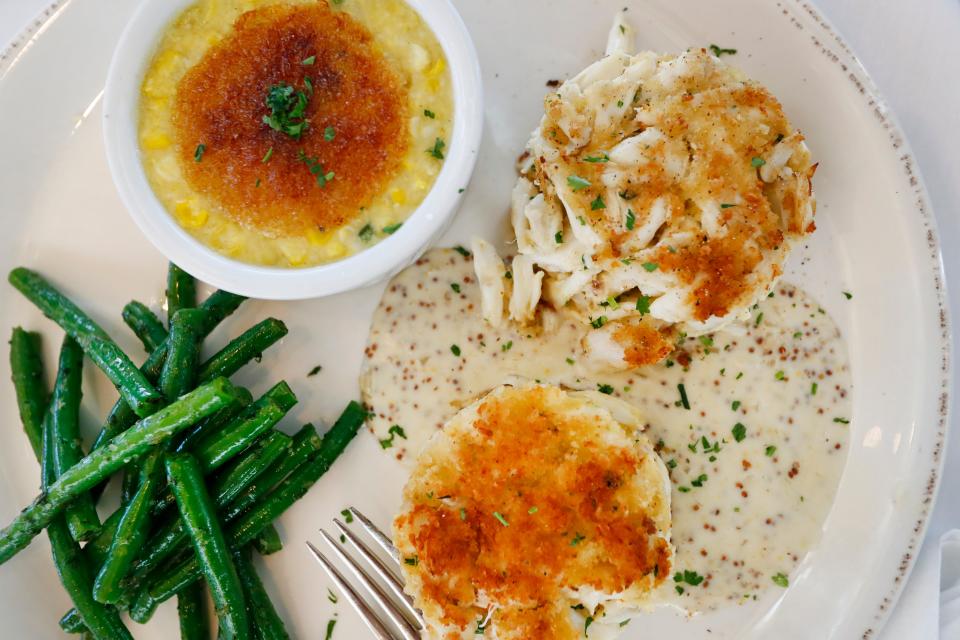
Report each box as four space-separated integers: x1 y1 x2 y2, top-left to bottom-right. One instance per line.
306 507 425 640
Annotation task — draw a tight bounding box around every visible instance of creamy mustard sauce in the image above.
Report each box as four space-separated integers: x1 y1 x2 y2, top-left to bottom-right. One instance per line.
361 248 851 612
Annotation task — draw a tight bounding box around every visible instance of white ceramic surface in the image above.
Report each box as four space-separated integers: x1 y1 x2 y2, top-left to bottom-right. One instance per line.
102 0 484 300
0 1 950 639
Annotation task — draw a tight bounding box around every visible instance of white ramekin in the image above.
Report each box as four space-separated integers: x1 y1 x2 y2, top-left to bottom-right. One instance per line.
103 0 483 300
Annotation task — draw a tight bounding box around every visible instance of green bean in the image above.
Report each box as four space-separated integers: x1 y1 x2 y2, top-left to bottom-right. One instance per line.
197 318 288 382
193 382 297 473
59 607 86 634
166 453 251 640
122 301 168 354
92 453 163 604
9 327 47 458
166 263 198 326
8 267 165 418
235 546 290 639
50 336 101 542
147 403 365 602
0 378 240 564
44 403 134 640
252 525 282 556
222 424 322 521
91 290 246 451
178 581 210 640
129 432 291 584
128 586 160 624
97 309 208 603
174 388 254 454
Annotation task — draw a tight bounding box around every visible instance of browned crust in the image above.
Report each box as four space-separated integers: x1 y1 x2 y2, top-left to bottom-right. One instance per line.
172 2 409 236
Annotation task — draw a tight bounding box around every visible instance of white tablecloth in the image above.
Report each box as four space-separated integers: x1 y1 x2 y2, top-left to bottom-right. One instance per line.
1 1 957 637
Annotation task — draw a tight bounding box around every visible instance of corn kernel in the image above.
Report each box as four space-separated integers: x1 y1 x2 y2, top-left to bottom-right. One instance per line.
326 240 347 259
391 189 407 205
142 132 172 150
306 228 330 246
427 57 446 78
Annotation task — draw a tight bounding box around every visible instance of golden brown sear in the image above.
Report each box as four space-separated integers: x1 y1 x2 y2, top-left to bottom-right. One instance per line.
394 385 673 639
173 2 408 236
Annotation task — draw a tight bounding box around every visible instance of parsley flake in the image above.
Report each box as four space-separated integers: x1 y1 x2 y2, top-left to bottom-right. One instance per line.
423 109 436 119
709 44 738 57
194 144 206 162
772 573 789 588
636 295 651 315
677 383 691 410
567 175 591 191
751 156 766 168
263 84 309 139
625 208 636 230
493 512 510 527
732 422 747 442
428 138 446 159
383 222 402 234
597 383 615 395
642 262 659 272
451 344 461 357
358 224 374 242
590 195 606 210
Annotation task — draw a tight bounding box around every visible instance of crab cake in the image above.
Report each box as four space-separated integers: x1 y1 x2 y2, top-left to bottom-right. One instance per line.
394 384 673 639
475 17 816 370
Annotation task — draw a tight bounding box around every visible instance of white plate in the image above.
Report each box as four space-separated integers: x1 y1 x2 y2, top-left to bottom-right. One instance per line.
0 0 950 638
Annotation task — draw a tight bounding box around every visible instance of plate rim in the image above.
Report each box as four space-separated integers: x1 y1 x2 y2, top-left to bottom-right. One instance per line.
0 0 952 637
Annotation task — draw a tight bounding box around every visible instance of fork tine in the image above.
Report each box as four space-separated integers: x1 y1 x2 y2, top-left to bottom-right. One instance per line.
320 529 421 640
305 541 397 640
334 518 425 628
350 507 401 564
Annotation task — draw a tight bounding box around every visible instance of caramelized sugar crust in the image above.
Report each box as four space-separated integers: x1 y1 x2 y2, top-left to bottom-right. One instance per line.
173 2 409 236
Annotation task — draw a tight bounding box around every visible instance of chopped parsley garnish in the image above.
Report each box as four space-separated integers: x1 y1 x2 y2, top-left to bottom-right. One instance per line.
677 383 690 410
358 224 374 242
297 150 335 187
450 344 461 357
636 295 651 315
301 55 316 66
618 189 637 200
501 341 513 352
493 512 510 527
307 365 322 377
765 445 777 457
677 486 691 493
567 175 591 191
721 203 736 209
255 178 261 188
732 422 747 442
736 372 744 380
617 100 625 108
604 296 620 310
811 382 818 395
325 619 336 640
772 572 789 588
667 459 677 469
454 245 471 257
755 312 764 326
528 506 539 514
584 616 594 636
404 556 419 566
732 400 741 411
324 126 336 142
709 44 738 57
340 509 354 524
774 370 786 381
583 153 610 163
833 417 850 424
597 383 615 395
428 137 446 159
642 262 659 272
327 589 338 604
674 570 705 586
194 144 206 162
378 424 407 449
570 533 586 546
263 84 309 139
691 474 708 487
751 156 766 168
383 222 402 234
555 231 564 244
565 357 575 365
625 209 636 230
423 109 436 119
794 331 803 339
843 291 853 300
262 147 273 163
303 77 313 94
450 283 461 293
590 195 606 210
460 508 467 520
590 316 607 329
700 335 714 348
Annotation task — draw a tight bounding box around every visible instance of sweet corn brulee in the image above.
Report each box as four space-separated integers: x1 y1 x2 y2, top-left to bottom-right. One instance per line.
140 0 453 267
